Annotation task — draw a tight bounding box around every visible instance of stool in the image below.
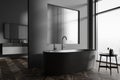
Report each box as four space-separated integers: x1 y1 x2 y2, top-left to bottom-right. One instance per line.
98 53 119 75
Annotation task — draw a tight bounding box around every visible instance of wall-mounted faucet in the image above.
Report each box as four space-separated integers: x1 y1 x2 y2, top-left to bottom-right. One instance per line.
61 36 67 50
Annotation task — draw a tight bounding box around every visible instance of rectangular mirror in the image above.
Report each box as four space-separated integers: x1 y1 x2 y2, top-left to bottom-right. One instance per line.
3 23 28 40
48 4 80 44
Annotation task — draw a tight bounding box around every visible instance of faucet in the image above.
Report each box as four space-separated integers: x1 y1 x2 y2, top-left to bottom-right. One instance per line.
61 36 67 50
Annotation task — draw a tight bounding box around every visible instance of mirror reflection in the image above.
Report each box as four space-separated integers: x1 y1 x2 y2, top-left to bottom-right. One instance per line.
48 4 80 44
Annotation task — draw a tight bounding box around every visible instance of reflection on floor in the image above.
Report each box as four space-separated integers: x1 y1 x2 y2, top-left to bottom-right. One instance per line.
0 57 119 80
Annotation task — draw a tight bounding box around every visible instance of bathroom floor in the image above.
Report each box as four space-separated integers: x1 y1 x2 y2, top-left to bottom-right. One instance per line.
0 57 119 80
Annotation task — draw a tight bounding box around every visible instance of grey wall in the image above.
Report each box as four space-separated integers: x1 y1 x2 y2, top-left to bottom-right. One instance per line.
0 0 28 43
29 0 95 68
29 0 48 68
29 0 88 52
0 0 28 55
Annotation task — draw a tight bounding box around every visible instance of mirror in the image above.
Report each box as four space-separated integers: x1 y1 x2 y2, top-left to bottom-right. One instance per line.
48 4 80 44
3 23 28 43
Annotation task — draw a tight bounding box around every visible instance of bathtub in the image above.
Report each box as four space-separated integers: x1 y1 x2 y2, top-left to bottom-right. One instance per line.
43 49 96 75
44 49 83 53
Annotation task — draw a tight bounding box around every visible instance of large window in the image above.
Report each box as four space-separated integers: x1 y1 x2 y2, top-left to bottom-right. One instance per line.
97 0 120 61
97 0 120 13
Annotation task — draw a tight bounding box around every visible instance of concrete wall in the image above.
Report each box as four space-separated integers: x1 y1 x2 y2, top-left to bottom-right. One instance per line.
29 0 96 69
0 0 28 43
0 0 28 55
29 0 88 52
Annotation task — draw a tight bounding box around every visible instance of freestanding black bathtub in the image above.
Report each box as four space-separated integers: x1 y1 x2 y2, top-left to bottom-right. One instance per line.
43 49 96 75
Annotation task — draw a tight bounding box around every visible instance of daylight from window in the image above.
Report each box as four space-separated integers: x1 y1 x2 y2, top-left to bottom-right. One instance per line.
97 0 120 61
97 0 120 13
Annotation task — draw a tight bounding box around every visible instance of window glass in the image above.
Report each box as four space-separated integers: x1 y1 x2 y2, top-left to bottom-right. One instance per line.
98 9 120 59
97 0 120 13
